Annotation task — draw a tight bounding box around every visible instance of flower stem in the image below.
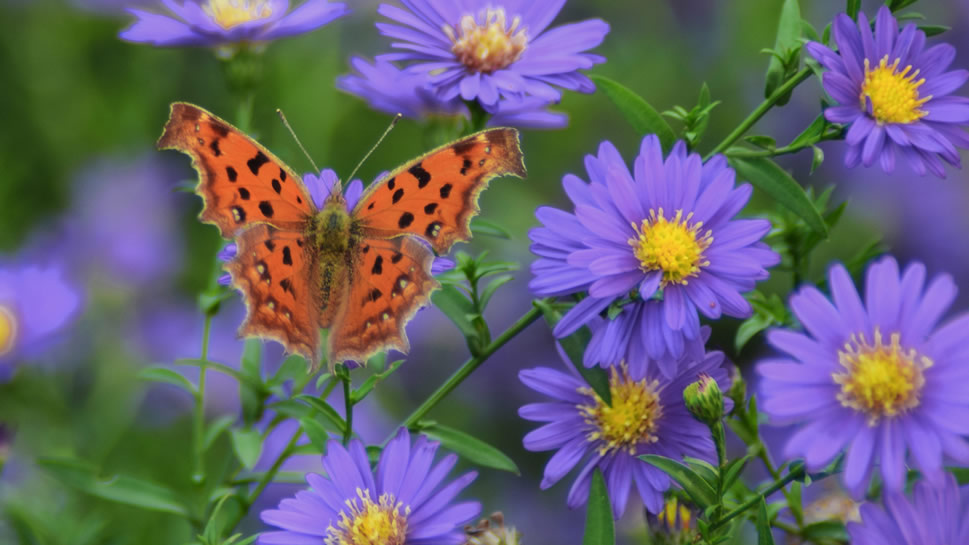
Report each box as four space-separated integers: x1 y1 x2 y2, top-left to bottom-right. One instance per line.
246 428 302 505
342 371 353 445
192 314 213 484
709 463 806 531
704 67 812 161
391 302 544 441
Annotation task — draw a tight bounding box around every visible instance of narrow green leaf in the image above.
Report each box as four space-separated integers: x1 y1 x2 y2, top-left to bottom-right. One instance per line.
479 274 514 311
351 359 404 403
299 417 329 452
420 422 519 474
919 25 949 37
765 0 802 102
202 415 236 451
270 398 312 420
138 366 196 394
641 454 717 508
789 481 804 523
470 218 512 239
268 355 307 387
230 428 263 470
695 83 713 140
583 469 615 545
296 394 347 433
722 455 753 491
432 284 479 340
788 114 827 150
730 156 827 236
889 0 917 12
801 520 847 541
950 466 969 485
847 0 861 19
757 497 775 545
590 75 676 152
38 457 189 517
683 456 720 490
534 299 611 405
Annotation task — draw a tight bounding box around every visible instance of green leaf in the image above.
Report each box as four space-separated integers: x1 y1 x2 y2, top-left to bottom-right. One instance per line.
730 156 827 236
38 457 189 517
268 355 307 387
203 415 236 451
765 0 802 103
534 299 611 405
756 497 775 545
419 422 519 474
695 83 713 141
241 339 263 380
722 455 752 491
801 520 848 542
583 469 615 545
846 0 861 19
889 0 917 11
431 284 479 340
950 466 969 485
295 394 347 433
919 24 949 37
230 428 263 470
479 274 514 311
788 114 827 150
138 366 196 395
470 218 512 239
640 454 717 508
788 481 804 523
351 359 404 403
735 313 772 352
591 75 676 152
683 456 720 490
299 417 329 452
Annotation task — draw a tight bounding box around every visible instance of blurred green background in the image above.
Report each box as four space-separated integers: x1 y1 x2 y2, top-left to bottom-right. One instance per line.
1 0 967 543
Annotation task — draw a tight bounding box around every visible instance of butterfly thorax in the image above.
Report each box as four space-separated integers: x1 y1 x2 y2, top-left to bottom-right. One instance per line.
308 194 355 257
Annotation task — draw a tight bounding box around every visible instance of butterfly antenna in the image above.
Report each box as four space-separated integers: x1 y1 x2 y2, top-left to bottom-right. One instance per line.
347 113 403 184
276 108 321 176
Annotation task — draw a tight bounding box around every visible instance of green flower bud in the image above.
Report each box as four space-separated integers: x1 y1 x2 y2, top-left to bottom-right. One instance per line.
725 363 746 413
683 373 724 425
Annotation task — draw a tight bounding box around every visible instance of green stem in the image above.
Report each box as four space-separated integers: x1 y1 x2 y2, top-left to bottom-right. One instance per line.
342 372 353 445
709 464 806 531
246 428 302 505
192 315 213 484
391 304 543 441
704 67 812 161
724 143 812 159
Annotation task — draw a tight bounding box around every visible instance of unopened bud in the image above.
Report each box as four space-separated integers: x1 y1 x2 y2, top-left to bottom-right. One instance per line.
464 512 521 545
683 373 724 425
725 364 746 412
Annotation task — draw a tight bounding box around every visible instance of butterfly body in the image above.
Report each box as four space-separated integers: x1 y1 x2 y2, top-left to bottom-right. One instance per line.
159 102 525 369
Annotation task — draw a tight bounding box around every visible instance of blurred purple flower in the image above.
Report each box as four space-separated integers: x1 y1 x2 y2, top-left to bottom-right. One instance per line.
806 7 969 177
338 56 568 129
518 349 731 517
757 256 969 497
848 473 969 545
529 136 778 376
0 260 81 380
68 154 184 289
120 0 349 48
260 428 479 544
376 0 609 108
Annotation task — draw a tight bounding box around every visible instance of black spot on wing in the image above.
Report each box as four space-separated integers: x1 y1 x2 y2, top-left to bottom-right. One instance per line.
226 166 238 182
460 157 472 176
209 121 230 137
452 139 476 155
368 288 382 302
424 203 438 215
279 168 287 181
387 177 396 190
238 187 250 200
391 252 403 264
210 139 222 157
232 206 246 223
282 246 293 266
259 201 274 218
264 240 276 251
280 278 293 294
272 179 282 194
425 221 442 239
409 163 432 188
398 212 414 228
392 188 404 204
440 183 452 199
371 255 383 275
247 151 269 175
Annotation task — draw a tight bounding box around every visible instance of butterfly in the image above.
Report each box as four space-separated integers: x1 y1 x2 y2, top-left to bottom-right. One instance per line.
158 103 526 369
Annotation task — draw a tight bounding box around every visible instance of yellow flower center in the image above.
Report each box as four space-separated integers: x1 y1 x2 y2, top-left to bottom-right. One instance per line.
326 489 409 545
629 208 712 286
860 55 931 124
832 329 931 425
444 8 527 74
203 0 273 30
579 365 663 456
0 305 17 357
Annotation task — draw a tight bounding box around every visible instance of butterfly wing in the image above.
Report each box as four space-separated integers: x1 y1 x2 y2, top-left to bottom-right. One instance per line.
351 128 526 254
158 102 315 236
225 224 321 360
327 236 437 364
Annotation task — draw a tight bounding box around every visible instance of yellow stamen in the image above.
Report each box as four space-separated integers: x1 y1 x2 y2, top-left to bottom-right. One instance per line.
832 329 931 425
578 365 663 456
860 55 931 124
325 488 409 545
629 208 712 287
444 7 527 74
203 0 273 30
0 305 16 357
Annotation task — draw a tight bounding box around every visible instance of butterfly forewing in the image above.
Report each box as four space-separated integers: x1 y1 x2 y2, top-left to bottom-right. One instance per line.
158 102 315 237
352 128 526 254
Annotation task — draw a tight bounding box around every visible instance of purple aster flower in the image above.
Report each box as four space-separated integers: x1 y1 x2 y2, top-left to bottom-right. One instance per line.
0 260 82 380
757 256 969 497
847 474 969 545
376 0 609 108
338 56 568 129
518 347 731 517
120 0 349 49
529 135 779 376
260 427 479 544
806 6 969 177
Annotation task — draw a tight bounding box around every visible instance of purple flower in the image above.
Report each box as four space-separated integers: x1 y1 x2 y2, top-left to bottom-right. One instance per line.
518 349 731 517
120 0 349 49
529 136 779 376
338 56 568 129
806 7 969 177
757 256 969 497
376 0 609 108
847 474 969 545
260 428 479 544
0 260 81 379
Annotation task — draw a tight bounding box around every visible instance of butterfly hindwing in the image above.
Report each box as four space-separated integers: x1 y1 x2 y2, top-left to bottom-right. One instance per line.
327 236 438 364
226 224 321 361
158 102 314 237
352 128 526 254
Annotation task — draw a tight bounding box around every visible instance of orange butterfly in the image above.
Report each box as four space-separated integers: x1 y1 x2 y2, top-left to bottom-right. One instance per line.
158 103 526 369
